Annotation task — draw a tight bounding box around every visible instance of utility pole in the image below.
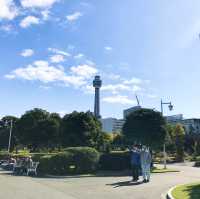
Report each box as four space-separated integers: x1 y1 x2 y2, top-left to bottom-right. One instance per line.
7 120 13 153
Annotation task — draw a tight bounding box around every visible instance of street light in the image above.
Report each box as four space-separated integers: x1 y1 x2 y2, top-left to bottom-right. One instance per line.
161 100 174 169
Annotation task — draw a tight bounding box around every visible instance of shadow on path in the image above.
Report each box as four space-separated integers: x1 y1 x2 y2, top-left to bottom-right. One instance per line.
107 180 143 188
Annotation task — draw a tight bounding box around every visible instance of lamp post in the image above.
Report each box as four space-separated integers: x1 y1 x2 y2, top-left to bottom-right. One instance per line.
5 120 13 153
161 100 173 169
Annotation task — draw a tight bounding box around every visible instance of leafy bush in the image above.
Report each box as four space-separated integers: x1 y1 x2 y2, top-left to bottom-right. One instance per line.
37 147 100 175
194 161 200 167
0 151 10 160
31 153 57 162
99 151 131 171
65 147 100 173
37 155 52 175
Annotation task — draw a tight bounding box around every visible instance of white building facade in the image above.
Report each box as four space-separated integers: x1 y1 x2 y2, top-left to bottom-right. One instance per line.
101 118 125 133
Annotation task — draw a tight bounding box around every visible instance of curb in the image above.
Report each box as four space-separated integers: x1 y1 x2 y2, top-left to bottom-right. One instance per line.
166 183 187 199
166 186 176 199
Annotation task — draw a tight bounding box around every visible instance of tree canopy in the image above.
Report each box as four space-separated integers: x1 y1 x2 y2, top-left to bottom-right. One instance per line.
16 108 60 150
123 108 167 149
61 111 102 147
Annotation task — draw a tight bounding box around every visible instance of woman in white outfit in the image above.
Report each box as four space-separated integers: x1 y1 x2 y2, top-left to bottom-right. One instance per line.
140 146 152 183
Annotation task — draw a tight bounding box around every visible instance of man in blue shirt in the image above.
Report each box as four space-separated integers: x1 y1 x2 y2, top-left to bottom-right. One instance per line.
130 145 141 181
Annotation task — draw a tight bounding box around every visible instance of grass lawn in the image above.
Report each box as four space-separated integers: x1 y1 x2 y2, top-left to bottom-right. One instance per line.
151 166 179 173
151 168 179 173
172 183 200 199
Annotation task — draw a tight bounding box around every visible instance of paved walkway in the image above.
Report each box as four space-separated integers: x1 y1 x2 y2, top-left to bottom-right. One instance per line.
0 164 200 199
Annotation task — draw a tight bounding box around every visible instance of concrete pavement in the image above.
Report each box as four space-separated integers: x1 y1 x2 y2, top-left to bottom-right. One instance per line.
0 164 200 199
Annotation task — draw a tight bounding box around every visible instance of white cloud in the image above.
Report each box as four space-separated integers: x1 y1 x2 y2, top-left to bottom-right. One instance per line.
101 83 142 94
70 65 98 79
63 75 86 88
107 74 121 80
102 84 130 94
74 53 84 59
85 60 95 66
50 54 65 63
39 85 51 90
0 0 18 20
84 85 94 94
0 24 13 32
5 61 89 88
21 49 34 57
5 60 65 83
105 46 113 51
145 94 158 99
48 48 71 56
21 0 58 8
132 85 142 92
41 10 50 20
123 77 142 85
66 12 82 22
103 95 136 105
20 16 40 28
57 110 67 117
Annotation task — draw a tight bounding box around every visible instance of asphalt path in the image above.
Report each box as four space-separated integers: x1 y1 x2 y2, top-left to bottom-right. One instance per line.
0 163 200 199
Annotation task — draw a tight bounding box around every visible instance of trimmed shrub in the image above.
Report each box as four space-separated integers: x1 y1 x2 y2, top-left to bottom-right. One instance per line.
31 153 57 162
37 147 100 175
194 161 200 167
65 147 100 173
0 151 10 160
37 155 52 175
49 152 74 175
99 151 131 171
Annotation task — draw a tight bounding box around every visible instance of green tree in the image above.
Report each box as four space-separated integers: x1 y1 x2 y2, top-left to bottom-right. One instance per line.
61 111 102 147
97 132 113 152
123 108 166 149
16 108 60 150
112 133 124 146
173 124 185 162
165 124 176 152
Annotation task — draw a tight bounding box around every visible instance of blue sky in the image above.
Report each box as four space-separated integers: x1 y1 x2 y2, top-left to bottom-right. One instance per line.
1 0 200 119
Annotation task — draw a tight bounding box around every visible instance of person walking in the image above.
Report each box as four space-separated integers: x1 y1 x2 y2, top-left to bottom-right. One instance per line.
140 146 152 183
130 145 141 182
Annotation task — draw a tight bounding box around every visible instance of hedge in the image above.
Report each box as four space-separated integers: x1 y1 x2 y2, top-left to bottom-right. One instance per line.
65 147 100 173
194 161 200 167
37 147 100 175
38 153 74 175
0 151 10 160
99 151 131 171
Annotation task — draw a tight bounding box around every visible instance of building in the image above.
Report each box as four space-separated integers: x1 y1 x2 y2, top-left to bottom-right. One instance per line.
101 106 143 133
165 115 200 134
101 118 116 133
93 75 102 118
101 118 125 133
180 119 200 134
123 106 141 119
165 114 183 125
113 119 125 133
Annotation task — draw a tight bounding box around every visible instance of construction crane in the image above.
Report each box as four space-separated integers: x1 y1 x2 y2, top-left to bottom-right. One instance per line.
135 94 141 106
